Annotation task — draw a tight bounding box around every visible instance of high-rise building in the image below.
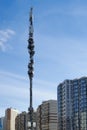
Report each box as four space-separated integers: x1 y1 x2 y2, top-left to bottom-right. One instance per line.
15 111 36 130
57 77 87 130
36 100 58 130
5 108 18 130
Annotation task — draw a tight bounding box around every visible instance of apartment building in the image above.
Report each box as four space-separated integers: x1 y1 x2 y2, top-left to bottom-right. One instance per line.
57 77 87 130
5 108 18 130
15 111 36 130
37 100 58 130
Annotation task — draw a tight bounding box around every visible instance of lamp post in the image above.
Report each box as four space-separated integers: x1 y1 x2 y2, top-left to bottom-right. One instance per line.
28 7 35 130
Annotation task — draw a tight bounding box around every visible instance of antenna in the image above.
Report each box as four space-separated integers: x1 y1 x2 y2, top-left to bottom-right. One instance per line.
28 6 35 130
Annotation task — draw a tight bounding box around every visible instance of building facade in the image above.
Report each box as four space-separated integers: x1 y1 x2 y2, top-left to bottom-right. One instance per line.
5 108 18 130
15 112 27 130
57 77 87 130
15 111 36 130
36 100 58 130
0 117 5 130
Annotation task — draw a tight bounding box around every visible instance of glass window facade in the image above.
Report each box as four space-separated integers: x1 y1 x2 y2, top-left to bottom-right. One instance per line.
57 77 87 130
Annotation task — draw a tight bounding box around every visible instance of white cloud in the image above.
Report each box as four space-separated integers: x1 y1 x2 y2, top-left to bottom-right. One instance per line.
0 29 15 52
0 71 27 81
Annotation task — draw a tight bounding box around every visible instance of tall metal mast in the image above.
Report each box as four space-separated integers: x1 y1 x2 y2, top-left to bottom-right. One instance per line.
28 7 35 130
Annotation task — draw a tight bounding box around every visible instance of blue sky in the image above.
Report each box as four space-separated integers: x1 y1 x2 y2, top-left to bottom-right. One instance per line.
1 0 87 116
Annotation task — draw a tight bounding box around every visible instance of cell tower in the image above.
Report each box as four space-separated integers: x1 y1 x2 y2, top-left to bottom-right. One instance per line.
28 7 35 130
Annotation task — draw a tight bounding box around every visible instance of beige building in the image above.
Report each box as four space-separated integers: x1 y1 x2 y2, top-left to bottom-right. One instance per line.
5 108 18 130
36 100 58 130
